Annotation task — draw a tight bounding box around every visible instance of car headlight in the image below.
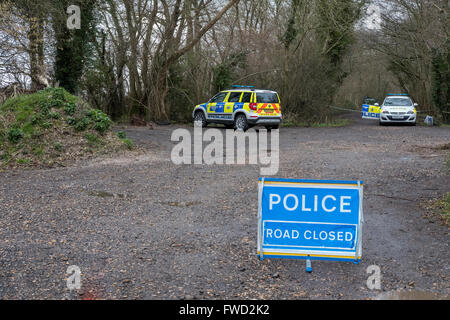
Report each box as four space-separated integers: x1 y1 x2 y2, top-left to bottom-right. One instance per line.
382 110 389 114
407 110 415 115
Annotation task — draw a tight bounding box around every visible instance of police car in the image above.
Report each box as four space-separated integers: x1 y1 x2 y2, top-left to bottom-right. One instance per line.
379 94 418 126
193 86 282 131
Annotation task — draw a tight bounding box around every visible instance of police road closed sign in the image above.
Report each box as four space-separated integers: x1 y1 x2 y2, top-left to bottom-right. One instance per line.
257 178 363 262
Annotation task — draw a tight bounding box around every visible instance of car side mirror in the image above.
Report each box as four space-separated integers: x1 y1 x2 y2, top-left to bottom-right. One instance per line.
375 103 379 106
414 103 418 107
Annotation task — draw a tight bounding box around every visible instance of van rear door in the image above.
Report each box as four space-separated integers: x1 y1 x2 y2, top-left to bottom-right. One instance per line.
255 92 281 117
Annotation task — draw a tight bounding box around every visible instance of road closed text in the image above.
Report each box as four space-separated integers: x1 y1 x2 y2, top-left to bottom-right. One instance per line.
266 228 354 242
263 221 357 249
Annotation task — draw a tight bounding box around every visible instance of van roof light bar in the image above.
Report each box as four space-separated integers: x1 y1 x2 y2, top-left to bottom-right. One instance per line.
231 85 255 89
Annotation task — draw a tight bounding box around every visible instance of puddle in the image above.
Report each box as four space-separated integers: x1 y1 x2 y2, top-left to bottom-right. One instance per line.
375 290 449 300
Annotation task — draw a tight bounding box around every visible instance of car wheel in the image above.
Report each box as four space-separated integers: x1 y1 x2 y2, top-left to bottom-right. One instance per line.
234 114 249 132
194 111 207 128
379 121 384 126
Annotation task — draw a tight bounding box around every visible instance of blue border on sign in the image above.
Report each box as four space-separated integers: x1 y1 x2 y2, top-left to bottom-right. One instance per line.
257 178 364 263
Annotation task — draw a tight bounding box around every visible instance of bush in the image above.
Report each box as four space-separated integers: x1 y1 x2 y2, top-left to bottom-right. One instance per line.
64 102 76 116
50 87 66 101
49 112 60 120
84 133 100 146
74 117 92 131
7 127 24 144
66 117 76 126
42 122 52 129
30 114 43 125
87 109 111 134
122 138 134 150
117 131 127 139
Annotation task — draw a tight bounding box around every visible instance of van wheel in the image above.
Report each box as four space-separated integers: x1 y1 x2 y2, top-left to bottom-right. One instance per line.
234 114 249 132
194 111 207 128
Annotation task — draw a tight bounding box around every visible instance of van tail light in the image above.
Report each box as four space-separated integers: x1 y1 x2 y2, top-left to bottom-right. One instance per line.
249 103 257 111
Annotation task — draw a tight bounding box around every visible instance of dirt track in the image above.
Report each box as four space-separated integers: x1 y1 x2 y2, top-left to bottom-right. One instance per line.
0 114 449 300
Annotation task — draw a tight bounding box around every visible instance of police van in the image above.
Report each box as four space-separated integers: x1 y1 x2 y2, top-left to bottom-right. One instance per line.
193 86 282 131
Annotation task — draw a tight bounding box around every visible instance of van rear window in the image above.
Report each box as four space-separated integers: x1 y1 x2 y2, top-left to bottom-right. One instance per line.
257 92 279 103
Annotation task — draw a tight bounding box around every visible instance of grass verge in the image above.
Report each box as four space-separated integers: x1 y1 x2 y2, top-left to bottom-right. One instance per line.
281 118 351 128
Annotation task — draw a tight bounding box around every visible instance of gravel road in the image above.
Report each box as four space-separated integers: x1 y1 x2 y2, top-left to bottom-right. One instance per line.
0 114 449 300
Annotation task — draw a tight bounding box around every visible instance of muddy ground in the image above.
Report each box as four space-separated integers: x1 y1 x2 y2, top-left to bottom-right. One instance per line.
0 114 449 300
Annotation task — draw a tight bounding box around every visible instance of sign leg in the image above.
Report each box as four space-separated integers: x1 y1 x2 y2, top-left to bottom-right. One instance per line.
306 259 312 273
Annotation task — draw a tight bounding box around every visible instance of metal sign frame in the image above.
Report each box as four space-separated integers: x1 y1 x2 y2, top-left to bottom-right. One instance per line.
257 178 364 264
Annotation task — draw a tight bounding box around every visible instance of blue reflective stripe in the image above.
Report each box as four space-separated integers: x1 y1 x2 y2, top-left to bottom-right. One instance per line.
234 103 244 111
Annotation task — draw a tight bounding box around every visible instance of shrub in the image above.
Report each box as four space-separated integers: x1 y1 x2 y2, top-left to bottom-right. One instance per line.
39 101 50 116
84 133 100 145
49 99 64 109
51 87 66 101
64 102 76 116
42 122 52 129
74 117 92 131
66 117 76 126
7 127 24 144
30 114 43 125
49 112 60 120
117 131 127 139
122 138 134 150
87 109 111 134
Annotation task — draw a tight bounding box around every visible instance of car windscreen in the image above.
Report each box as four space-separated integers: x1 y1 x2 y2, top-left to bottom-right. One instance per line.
256 92 279 103
384 98 412 106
